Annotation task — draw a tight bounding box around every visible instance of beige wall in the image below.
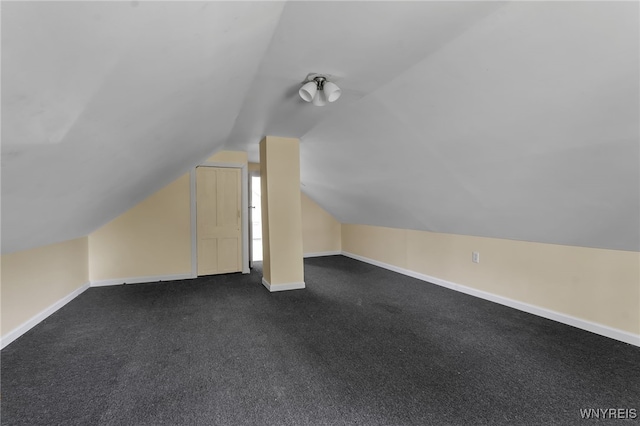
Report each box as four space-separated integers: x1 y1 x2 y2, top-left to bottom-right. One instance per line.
207 150 248 164
342 224 640 334
259 144 272 282
1 237 89 336
248 162 260 174
260 137 304 285
301 192 341 254
89 173 191 282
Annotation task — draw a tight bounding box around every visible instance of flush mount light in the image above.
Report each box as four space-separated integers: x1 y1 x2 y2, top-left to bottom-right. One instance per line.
299 74 341 106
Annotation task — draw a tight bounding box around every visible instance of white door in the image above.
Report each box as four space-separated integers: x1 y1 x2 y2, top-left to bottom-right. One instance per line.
196 167 242 275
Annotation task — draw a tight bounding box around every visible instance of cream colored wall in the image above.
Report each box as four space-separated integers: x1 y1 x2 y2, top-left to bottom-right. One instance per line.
89 173 191 282
301 192 341 254
342 224 640 335
259 144 272 283
1 237 89 336
260 136 304 285
207 150 248 164
248 162 260 174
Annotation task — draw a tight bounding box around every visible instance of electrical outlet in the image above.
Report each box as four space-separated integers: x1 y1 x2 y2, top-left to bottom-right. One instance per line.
472 251 480 263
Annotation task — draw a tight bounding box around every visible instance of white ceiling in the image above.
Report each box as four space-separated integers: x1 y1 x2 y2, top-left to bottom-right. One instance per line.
2 1 638 254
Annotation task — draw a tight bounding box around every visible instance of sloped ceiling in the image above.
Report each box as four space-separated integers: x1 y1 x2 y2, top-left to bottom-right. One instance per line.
1 1 285 253
2 1 638 254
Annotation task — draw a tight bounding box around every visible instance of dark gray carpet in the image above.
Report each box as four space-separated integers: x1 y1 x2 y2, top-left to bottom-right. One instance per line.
2 256 639 425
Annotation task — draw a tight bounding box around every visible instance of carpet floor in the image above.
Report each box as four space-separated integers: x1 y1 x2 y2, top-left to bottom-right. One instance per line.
1 256 639 425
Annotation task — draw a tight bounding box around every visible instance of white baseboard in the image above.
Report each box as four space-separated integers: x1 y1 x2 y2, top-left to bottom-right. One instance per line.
304 251 342 258
90 273 193 287
341 251 640 347
1 282 91 350
262 277 305 292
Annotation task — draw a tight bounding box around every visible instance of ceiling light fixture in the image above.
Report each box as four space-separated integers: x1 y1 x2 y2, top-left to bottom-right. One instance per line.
299 74 341 106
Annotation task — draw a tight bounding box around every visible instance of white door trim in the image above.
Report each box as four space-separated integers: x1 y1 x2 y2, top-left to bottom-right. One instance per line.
191 162 250 276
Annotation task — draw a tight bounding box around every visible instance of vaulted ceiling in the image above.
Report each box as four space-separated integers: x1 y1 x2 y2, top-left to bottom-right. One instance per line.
2 1 638 254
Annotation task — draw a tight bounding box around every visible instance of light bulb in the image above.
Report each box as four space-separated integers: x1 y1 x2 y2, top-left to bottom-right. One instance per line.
299 81 317 102
323 81 341 102
312 89 326 106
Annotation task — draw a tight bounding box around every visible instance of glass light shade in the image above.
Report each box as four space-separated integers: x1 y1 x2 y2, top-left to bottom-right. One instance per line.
312 89 326 106
323 81 341 102
299 81 317 102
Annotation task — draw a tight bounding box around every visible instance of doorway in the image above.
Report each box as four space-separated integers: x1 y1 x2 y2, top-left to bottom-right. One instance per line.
251 175 263 262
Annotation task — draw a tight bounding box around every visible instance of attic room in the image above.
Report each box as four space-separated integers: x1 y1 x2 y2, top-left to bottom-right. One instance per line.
1 1 638 425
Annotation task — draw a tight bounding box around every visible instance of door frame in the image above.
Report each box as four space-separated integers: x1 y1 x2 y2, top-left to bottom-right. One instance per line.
248 169 261 269
190 162 250 277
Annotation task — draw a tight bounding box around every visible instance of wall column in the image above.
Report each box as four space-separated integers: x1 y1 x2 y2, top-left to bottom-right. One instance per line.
259 136 305 291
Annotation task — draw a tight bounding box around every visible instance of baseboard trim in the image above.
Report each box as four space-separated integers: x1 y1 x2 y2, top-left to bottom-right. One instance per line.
1 282 91 350
90 273 193 287
304 251 342 258
262 277 305 292
341 251 640 347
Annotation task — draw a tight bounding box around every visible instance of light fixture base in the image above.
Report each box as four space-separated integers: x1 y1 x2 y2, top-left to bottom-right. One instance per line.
303 73 337 83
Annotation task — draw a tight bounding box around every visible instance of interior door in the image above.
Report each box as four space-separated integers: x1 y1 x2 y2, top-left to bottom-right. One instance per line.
196 166 242 275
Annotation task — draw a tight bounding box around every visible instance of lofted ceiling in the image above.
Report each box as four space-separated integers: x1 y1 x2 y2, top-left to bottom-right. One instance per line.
2 1 638 254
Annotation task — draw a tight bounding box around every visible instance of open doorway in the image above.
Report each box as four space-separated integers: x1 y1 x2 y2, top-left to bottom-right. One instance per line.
251 176 263 262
